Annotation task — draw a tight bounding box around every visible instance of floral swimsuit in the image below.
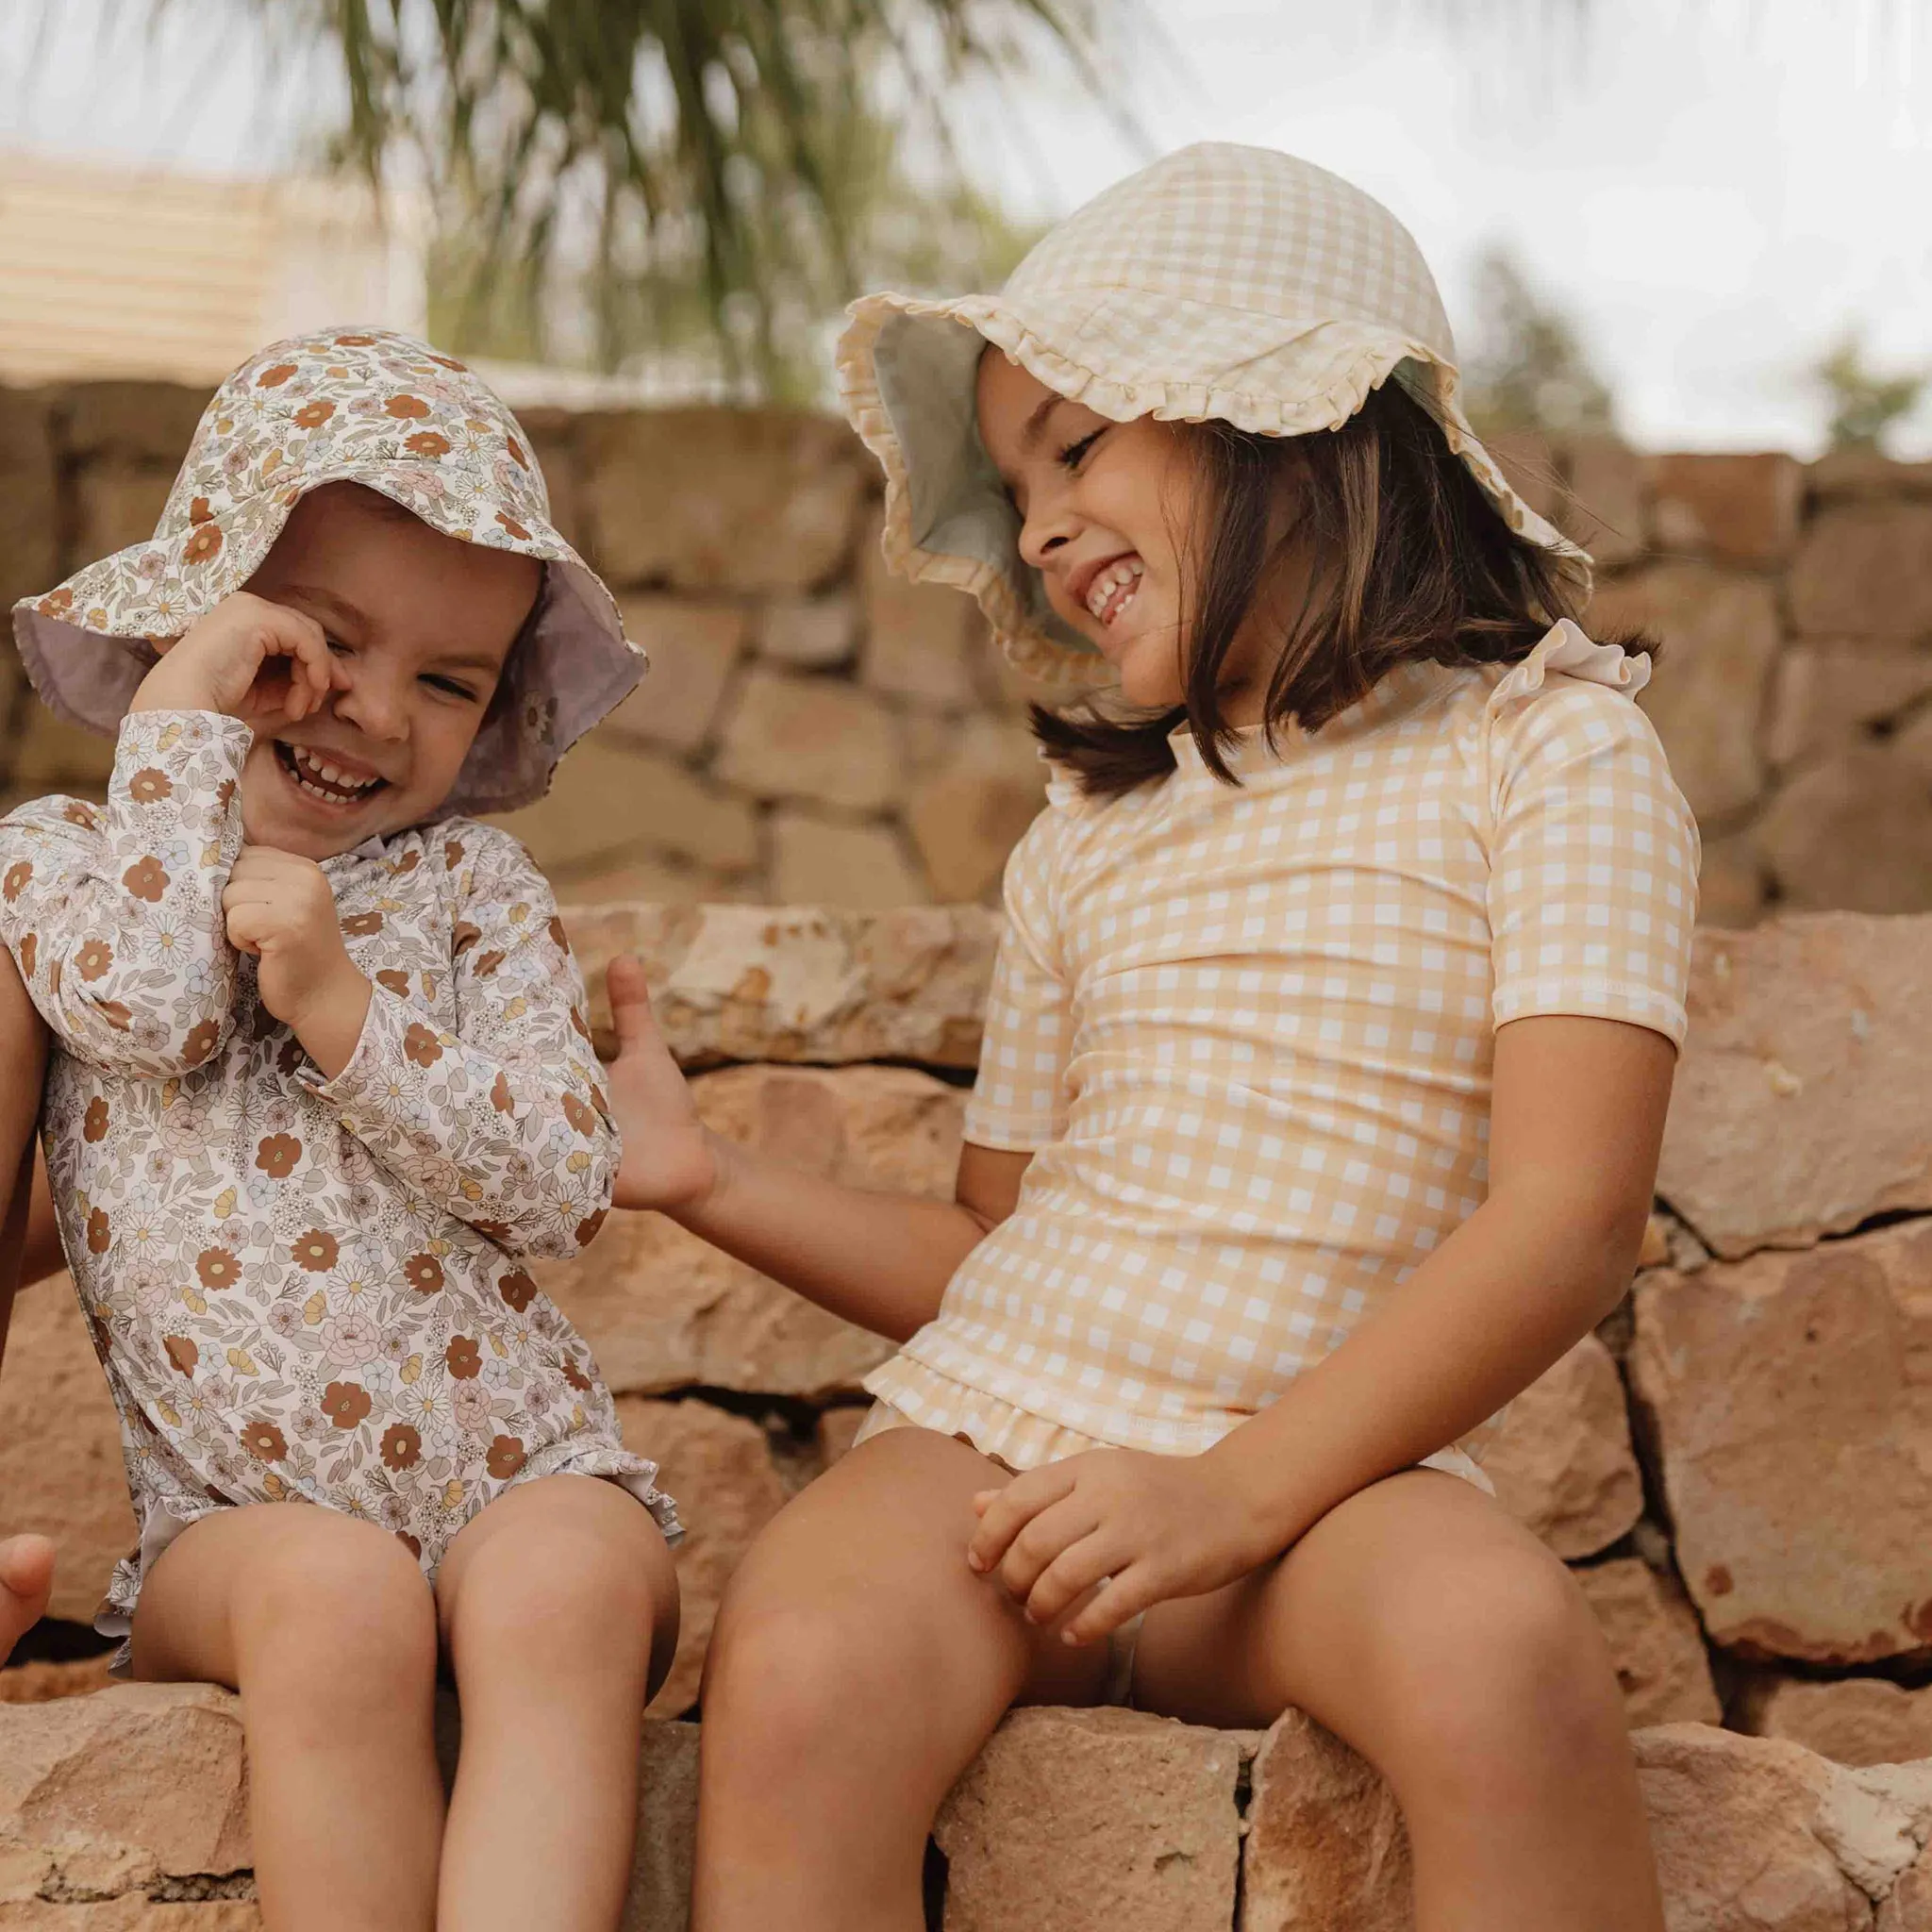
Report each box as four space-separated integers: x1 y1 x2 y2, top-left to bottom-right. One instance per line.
0 708 678 1655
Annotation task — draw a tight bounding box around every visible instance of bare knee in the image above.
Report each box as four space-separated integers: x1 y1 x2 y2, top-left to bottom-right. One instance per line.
703 1597 885 1770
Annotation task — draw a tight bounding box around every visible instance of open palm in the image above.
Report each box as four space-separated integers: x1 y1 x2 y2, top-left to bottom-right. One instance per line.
604 956 719 1215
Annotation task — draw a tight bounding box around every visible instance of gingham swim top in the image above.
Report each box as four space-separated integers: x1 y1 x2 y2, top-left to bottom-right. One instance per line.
864 624 1700 1468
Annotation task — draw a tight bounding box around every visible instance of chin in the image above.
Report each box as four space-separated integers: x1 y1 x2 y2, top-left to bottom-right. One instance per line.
1113 638 1186 710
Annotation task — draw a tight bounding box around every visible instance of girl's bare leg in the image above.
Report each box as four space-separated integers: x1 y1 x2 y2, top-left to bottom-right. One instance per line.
692 1427 1110 1932
0 1534 54 1663
1132 1468 1665 1932
132 1505 443 1932
431 1474 678 1932
0 943 47 1343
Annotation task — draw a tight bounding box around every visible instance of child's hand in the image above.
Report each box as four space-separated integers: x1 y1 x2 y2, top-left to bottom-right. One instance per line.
966 1447 1275 1646
606 956 719 1214
0 1534 54 1664
130 591 344 729
223 847 370 1069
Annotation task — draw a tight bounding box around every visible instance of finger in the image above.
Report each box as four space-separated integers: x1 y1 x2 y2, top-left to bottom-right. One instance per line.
1060 1560 1164 1649
967 1462 1077 1574
606 956 659 1054
1024 1528 1130 1629
995 1495 1105 1610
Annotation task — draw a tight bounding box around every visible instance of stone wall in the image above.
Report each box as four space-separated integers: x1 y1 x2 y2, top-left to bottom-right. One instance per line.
6 901 1932 1926
4 382 1931 922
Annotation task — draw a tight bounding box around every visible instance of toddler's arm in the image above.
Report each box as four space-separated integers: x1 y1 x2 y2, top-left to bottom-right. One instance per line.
304 828 630 1261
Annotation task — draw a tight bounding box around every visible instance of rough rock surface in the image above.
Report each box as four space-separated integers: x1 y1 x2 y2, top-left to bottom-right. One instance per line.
1657 916 1932 1257
616 1399 789 1718
566 904 998 1068
623 1723 701 1932
1740 1679 1932 1770
936 1707 1248 1932
1633 1219 1932 1665
0 1657 115 1705
1574 1560 1723 1728
1482 1336 1643 1560
541 1064 960 1399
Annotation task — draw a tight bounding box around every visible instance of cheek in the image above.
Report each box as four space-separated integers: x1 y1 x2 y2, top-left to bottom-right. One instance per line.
402 709 485 794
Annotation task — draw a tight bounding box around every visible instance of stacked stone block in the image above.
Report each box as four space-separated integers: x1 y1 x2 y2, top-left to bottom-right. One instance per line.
6 385 1927 921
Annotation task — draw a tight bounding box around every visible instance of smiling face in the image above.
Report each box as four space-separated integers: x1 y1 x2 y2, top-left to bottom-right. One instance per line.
236 484 541 858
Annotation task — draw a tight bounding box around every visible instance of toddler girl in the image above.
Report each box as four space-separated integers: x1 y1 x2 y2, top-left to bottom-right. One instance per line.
608 144 1696 1930
0 330 681 1932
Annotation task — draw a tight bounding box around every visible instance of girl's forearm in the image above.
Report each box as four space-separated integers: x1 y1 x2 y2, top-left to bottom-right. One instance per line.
1205 1174 1648 1557
19 1157 61 1291
672 1130 991 1343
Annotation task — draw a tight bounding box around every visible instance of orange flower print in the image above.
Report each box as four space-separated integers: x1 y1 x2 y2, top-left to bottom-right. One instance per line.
569 1006 591 1042
257 362 299 388
471 1220 513 1246
486 1436 526 1482
184 1019 222 1068
381 1423 423 1471
561 1355 592 1393
62 801 100 830
404 1253 444 1295
123 856 170 903
562 1091 596 1138
335 333 376 347
128 767 173 805
490 1071 514 1115
86 1208 110 1254
3 860 30 903
96 999 131 1031
391 850 420 875
294 400 336 428
386 393 431 420
375 970 410 997
189 496 216 525
429 353 467 371
242 1418 288 1462
444 839 466 870
39 587 74 616
404 1024 442 1067
196 1247 241 1291
452 922 481 957
256 1133 302 1179
291 1229 339 1273
499 1268 538 1313
575 1208 608 1248
164 1334 198 1376
506 438 529 469
472 950 505 978
322 1381 372 1430
342 911 383 937
495 511 532 541
18 934 35 978
83 1097 109 1142
216 779 237 811
183 524 224 566
547 915 570 952
75 938 112 982
444 1336 481 1380
406 430 451 458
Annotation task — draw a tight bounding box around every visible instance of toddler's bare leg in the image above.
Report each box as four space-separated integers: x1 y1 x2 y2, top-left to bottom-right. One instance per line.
133 1505 443 1932
0 944 47 1339
693 1427 1109 1932
432 1474 677 1932
0 1535 54 1663
1132 1468 1664 1932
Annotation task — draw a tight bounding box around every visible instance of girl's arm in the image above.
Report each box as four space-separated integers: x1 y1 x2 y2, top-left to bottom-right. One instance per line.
0 943 47 1370
606 956 1024 1341
18 1156 62 1291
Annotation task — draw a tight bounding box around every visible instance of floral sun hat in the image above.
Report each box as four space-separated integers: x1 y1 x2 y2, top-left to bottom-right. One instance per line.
13 327 645 817
836 142 1591 689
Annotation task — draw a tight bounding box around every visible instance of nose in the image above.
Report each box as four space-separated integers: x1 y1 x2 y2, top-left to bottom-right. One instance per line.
330 658 409 744
1016 486 1080 574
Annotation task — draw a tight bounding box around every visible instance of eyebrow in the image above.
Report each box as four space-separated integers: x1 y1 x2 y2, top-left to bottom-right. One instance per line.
277 583 507 676
1018 393 1066 454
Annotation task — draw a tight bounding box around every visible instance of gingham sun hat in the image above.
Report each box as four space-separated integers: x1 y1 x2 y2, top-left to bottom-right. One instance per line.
836 142 1591 689
13 327 646 817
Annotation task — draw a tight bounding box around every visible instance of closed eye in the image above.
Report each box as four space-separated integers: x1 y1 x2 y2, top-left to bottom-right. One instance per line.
1058 428 1104 471
421 675 480 701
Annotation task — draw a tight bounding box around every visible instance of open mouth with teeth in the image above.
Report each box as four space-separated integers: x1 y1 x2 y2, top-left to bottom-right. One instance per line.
275 741 388 808
1085 556 1144 628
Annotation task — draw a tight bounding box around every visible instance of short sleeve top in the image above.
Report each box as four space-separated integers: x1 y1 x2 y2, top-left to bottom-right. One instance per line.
864 623 1699 1463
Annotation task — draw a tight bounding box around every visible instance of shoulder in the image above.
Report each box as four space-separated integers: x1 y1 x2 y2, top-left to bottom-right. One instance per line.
429 818 550 893
1484 621 1672 769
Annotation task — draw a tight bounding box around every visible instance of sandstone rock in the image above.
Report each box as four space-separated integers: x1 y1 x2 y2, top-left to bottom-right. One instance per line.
1632 1218 1932 1665
1487 430 1564 525
557 854 760 909
9 707 117 790
908 719 1049 903
937 1707 1247 1932
770 811 927 911
757 593 859 670
1483 1335 1642 1560
1740 1678 1932 1769
565 903 997 1068
617 1399 788 1718
1765 650 1932 771
712 668 899 813
581 410 868 594
601 599 746 756
490 738 758 878
1574 1560 1721 1728
815 1406 868 1469
0 1280 137 1626
1882 1859 1932 1932
1657 916 1932 1256
73 465 176 569
1589 563 1780 823
1564 437 1648 567
517 407 586 553
539 1065 960 1398
623 1721 700 1932
58 384 211 466
1790 504 1932 644
1241 1708 1409 1932
1651 453 1802 565
1755 745 1932 915
859 510 981 708
0 1902 261 1926
0 1657 114 1706
0 387 58 617
0 1684 252 1910
1697 833 1770 928
1807 453 1932 502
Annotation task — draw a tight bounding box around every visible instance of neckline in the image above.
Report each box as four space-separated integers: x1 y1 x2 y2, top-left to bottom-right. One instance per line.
1165 659 1450 774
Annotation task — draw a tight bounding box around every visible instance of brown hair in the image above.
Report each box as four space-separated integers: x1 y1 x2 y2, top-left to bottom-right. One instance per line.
1032 383 1634 796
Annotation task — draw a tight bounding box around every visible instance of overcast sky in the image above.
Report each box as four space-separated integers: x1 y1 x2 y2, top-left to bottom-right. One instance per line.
4 0 1928 454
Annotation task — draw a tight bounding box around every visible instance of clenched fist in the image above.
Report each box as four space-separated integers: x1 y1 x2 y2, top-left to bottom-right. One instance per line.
132 591 345 730
223 846 371 1077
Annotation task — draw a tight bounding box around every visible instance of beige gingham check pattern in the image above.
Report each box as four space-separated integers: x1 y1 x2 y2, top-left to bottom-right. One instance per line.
838 142 1589 687
864 625 1699 1472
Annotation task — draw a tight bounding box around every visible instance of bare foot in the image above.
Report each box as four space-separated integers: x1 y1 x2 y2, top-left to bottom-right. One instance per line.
0 1536 54 1664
